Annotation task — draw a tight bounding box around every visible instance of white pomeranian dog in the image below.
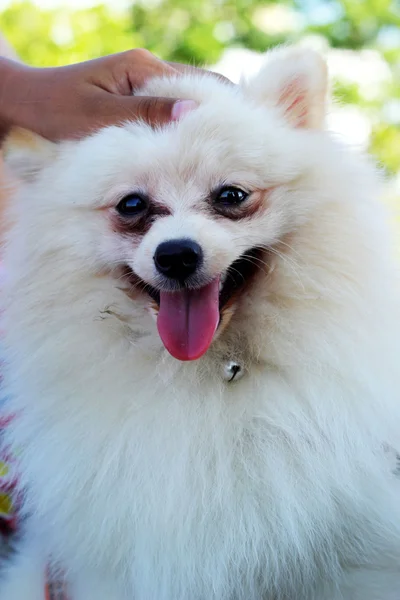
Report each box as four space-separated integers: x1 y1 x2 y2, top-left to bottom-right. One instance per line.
1 46 400 600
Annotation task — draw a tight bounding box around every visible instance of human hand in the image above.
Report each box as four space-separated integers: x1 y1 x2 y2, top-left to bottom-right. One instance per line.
0 48 228 141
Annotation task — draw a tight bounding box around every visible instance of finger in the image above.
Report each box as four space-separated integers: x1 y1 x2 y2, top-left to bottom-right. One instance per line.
166 62 233 86
78 49 180 96
118 49 180 94
83 93 198 134
121 96 198 126
127 62 180 93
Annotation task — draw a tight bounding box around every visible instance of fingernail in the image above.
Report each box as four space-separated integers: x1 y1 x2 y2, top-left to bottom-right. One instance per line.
171 100 198 121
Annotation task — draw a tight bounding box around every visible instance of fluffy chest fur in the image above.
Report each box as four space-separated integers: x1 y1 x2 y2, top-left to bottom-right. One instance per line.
3 276 400 599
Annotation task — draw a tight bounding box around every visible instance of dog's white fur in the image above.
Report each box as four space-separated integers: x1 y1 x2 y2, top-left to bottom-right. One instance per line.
1 47 400 599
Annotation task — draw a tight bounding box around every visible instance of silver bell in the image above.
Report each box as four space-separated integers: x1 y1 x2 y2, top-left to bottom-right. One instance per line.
222 360 244 383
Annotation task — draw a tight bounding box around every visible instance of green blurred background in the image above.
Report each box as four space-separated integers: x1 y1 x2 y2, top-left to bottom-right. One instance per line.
1 0 399 203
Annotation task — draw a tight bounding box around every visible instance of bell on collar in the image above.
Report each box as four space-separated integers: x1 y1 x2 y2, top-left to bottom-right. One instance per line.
222 360 244 383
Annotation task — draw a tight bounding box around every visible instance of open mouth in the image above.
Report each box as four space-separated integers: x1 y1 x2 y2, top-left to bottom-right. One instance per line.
123 246 264 361
145 246 263 310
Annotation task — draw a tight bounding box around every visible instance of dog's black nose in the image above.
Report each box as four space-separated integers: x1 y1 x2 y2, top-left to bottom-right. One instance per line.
154 239 203 281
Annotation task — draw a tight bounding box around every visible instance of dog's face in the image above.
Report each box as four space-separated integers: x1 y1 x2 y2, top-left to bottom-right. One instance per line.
5 48 328 361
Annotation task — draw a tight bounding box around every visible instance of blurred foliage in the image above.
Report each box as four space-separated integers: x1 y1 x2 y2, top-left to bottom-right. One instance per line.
1 0 399 181
1 2 135 65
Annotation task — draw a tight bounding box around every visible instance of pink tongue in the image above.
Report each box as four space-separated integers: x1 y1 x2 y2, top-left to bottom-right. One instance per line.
157 279 220 361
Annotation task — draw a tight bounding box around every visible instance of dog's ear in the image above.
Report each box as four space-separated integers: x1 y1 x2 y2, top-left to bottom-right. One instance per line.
3 127 58 182
244 47 328 129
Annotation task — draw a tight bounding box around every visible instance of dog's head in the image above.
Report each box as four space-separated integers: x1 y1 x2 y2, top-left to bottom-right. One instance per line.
5 48 338 363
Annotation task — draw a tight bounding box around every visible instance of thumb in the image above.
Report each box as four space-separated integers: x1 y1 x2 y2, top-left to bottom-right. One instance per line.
118 96 198 126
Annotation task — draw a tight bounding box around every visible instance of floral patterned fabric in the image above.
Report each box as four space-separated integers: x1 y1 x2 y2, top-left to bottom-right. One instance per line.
0 416 19 531
0 261 19 533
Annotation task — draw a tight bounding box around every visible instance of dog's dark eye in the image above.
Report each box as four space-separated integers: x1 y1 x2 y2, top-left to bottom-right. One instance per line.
215 186 248 206
116 194 148 217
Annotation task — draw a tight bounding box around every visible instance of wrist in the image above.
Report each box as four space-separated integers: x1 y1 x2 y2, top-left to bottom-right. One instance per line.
0 57 20 128
0 58 41 133
0 58 14 138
